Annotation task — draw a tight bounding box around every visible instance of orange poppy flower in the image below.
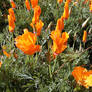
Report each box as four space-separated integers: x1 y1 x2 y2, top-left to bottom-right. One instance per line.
10 0 16 8
8 15 15 32
89 0 92 12
3 50 11 58
82 31 87 43
84 70 92 88
35 20 44 36
53 32 69 54
15 29 40 55
50 30 61 41
63 2 69 19
85 74 92 88
72 66 92 88
50 31 69 55
72 66 87 86
57 0 63 4
90 5 92 12
25 0 31 11
52 37 67 54
8 8 16 21
55 16 64 31
0 61 2 68
30 0 38 8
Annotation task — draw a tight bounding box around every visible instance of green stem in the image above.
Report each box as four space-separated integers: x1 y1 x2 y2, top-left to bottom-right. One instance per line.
73 40 75 50
31 55 34 64
35 37 38 64
35 53 38 65
52 56 57 73
49 64 52 78
84 42 85 49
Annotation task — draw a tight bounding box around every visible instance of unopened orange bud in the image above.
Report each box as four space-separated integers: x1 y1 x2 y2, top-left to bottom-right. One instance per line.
82 31 87 43
8 8 16 21
63 2 69 19
10 0 16 8
3 50 11 58
25 0 31 11
0 61 2 68
30 0 38 8
57 0 63 4
8 15 15 32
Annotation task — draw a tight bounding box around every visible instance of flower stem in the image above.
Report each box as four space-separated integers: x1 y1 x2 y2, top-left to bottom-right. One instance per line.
35 53 38 64
52 56 57 73
84 42 85 49
49 64 52 78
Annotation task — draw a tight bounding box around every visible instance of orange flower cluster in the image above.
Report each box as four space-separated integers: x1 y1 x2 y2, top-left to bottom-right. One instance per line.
8 7 16 32
30 0 44 36
72 66 92 88
25 0 31 11
10 0 16 9
82 31 87 43
50 0 72 57
50 0 72 58
15 0 42 55
15 29 40 55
